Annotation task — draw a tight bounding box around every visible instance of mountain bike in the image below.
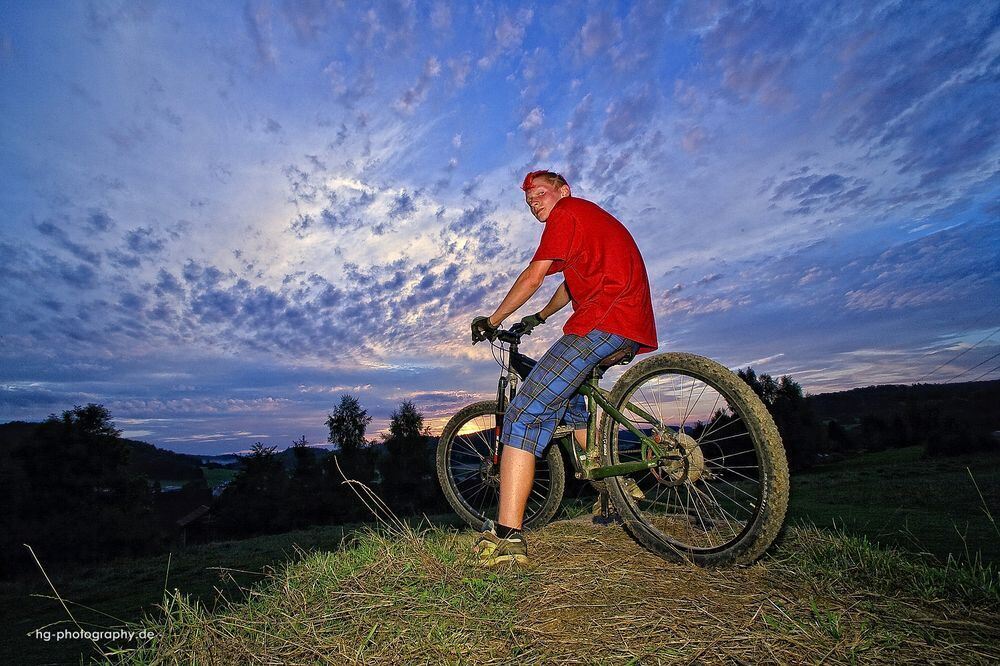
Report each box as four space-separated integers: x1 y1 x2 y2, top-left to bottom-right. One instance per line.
436 326 789 566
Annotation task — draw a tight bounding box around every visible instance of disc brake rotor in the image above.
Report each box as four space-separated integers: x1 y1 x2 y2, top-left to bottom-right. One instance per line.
648 431 705 484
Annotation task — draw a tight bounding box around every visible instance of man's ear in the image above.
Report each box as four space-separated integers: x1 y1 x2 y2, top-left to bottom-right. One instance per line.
558 184 571 198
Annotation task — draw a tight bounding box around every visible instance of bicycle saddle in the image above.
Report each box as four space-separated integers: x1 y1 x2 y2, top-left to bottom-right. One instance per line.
597 347 635 368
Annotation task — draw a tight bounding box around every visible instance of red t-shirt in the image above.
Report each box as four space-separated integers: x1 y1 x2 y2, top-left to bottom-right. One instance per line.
531 197 658 352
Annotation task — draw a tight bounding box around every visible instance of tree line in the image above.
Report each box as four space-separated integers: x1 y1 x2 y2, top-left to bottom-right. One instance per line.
0 398 443 577
738 368 997 470
2 371 993 576
213 395 444 537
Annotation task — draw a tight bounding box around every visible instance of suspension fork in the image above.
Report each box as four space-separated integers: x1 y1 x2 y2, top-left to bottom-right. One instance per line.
492 344 519 464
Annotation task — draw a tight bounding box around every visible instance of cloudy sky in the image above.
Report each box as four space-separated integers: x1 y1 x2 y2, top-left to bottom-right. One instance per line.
2 1 998 455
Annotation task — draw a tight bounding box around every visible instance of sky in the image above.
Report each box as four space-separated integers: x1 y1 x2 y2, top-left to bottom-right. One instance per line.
1 0 998 456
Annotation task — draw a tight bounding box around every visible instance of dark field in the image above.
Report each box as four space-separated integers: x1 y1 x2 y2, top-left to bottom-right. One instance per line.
787 446 1000 565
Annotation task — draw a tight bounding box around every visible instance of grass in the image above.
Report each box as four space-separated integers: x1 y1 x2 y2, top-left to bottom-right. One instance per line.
6 446 999 664
112 521 999 664
0 524 360 665
787 446 1000 565
200 467 237 489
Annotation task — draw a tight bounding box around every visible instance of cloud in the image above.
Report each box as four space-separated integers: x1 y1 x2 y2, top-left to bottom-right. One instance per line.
57 261 99 289
579 12 621 59
520 106 543 131
478 8 533 68
494 8 532 50
844 222 1000 312
602 85 656 144
394 57 441 115
388 191 417 220
447 53 472 87
679 125 708 153
768 172 869 216
324 59 376 105
244 0 277 65
87 210 115 232
35 219 103 265
691 2 813 107
280 0 334 42
125 227 167 254
430 2 451 32
264 117 282 134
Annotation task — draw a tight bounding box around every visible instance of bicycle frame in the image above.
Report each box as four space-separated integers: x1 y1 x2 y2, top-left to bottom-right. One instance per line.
572 377 684 481
494 337 683 483
451 328 790 565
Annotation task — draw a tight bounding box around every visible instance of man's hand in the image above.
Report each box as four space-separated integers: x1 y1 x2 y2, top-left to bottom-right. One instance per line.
471 316 498 344
510 312 546 336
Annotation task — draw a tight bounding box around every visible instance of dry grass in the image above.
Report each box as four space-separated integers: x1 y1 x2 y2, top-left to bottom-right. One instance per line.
107 515 1000 665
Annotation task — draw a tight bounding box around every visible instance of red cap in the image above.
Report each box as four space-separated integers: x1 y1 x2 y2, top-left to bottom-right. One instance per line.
522 170 568 191
521 170 544 191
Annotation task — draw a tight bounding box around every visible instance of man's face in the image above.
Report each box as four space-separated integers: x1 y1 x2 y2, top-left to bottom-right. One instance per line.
524 179 569 222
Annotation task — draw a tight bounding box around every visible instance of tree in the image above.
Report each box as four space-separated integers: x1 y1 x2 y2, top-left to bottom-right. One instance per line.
379 400 434 514
60 403 122 439
826 419 854 451
383 400 425 455
738 368 826 470
326 395 371 455
2 404 156 574
288 435 323 528
323 395 375 514
215 443 289 536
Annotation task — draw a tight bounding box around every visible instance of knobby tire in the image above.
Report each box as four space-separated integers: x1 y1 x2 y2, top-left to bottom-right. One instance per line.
436 400 566 531
599 352 789 566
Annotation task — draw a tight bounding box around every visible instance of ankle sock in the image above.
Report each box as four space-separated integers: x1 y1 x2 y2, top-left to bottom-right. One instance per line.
496 523 522 540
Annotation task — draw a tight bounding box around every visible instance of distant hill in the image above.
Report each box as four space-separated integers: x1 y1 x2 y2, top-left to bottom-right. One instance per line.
807 379 1000 432
0 421 207 482
121 437 205 481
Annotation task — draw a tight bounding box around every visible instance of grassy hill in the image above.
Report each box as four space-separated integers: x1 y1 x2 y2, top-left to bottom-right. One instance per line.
787 446 1000 564
88 524 1000 663
4 445 999 664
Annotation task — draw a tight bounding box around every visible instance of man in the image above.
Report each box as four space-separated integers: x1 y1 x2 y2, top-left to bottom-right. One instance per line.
470 170 657 566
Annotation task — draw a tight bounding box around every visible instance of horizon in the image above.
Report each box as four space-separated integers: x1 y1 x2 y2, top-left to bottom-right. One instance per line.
5 371 997 459
2 2 998 456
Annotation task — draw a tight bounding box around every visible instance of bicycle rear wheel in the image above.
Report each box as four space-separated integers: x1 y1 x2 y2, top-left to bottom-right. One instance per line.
436 400 565 531
600 353 788 566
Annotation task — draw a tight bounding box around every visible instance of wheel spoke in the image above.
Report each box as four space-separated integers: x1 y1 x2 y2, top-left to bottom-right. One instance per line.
440 401 564 530
603 356 786 561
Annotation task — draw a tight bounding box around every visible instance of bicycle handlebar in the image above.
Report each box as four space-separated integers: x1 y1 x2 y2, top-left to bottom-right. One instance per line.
495 328 523 344
471 326 524 346
472 321 539 346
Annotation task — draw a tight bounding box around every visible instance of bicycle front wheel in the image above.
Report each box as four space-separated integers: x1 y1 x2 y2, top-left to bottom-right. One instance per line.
600 353 789 566
436 400 565 531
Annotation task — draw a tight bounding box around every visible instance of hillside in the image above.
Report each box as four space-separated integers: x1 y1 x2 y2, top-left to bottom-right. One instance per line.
114 521 999 664
5 443 999 664
807 379 1000 432
0 421 207 482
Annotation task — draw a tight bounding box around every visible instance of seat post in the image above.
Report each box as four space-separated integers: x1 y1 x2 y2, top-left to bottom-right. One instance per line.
585 375 600 453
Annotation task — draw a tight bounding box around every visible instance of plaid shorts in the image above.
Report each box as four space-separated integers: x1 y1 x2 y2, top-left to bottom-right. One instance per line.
502 330 639 458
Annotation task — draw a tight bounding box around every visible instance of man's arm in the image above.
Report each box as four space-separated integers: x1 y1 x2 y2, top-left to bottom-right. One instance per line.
488 260 553 326
538 281 570 320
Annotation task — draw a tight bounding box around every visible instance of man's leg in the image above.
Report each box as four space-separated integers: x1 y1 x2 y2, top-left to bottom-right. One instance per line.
499 332 631 521
497 446 536 529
